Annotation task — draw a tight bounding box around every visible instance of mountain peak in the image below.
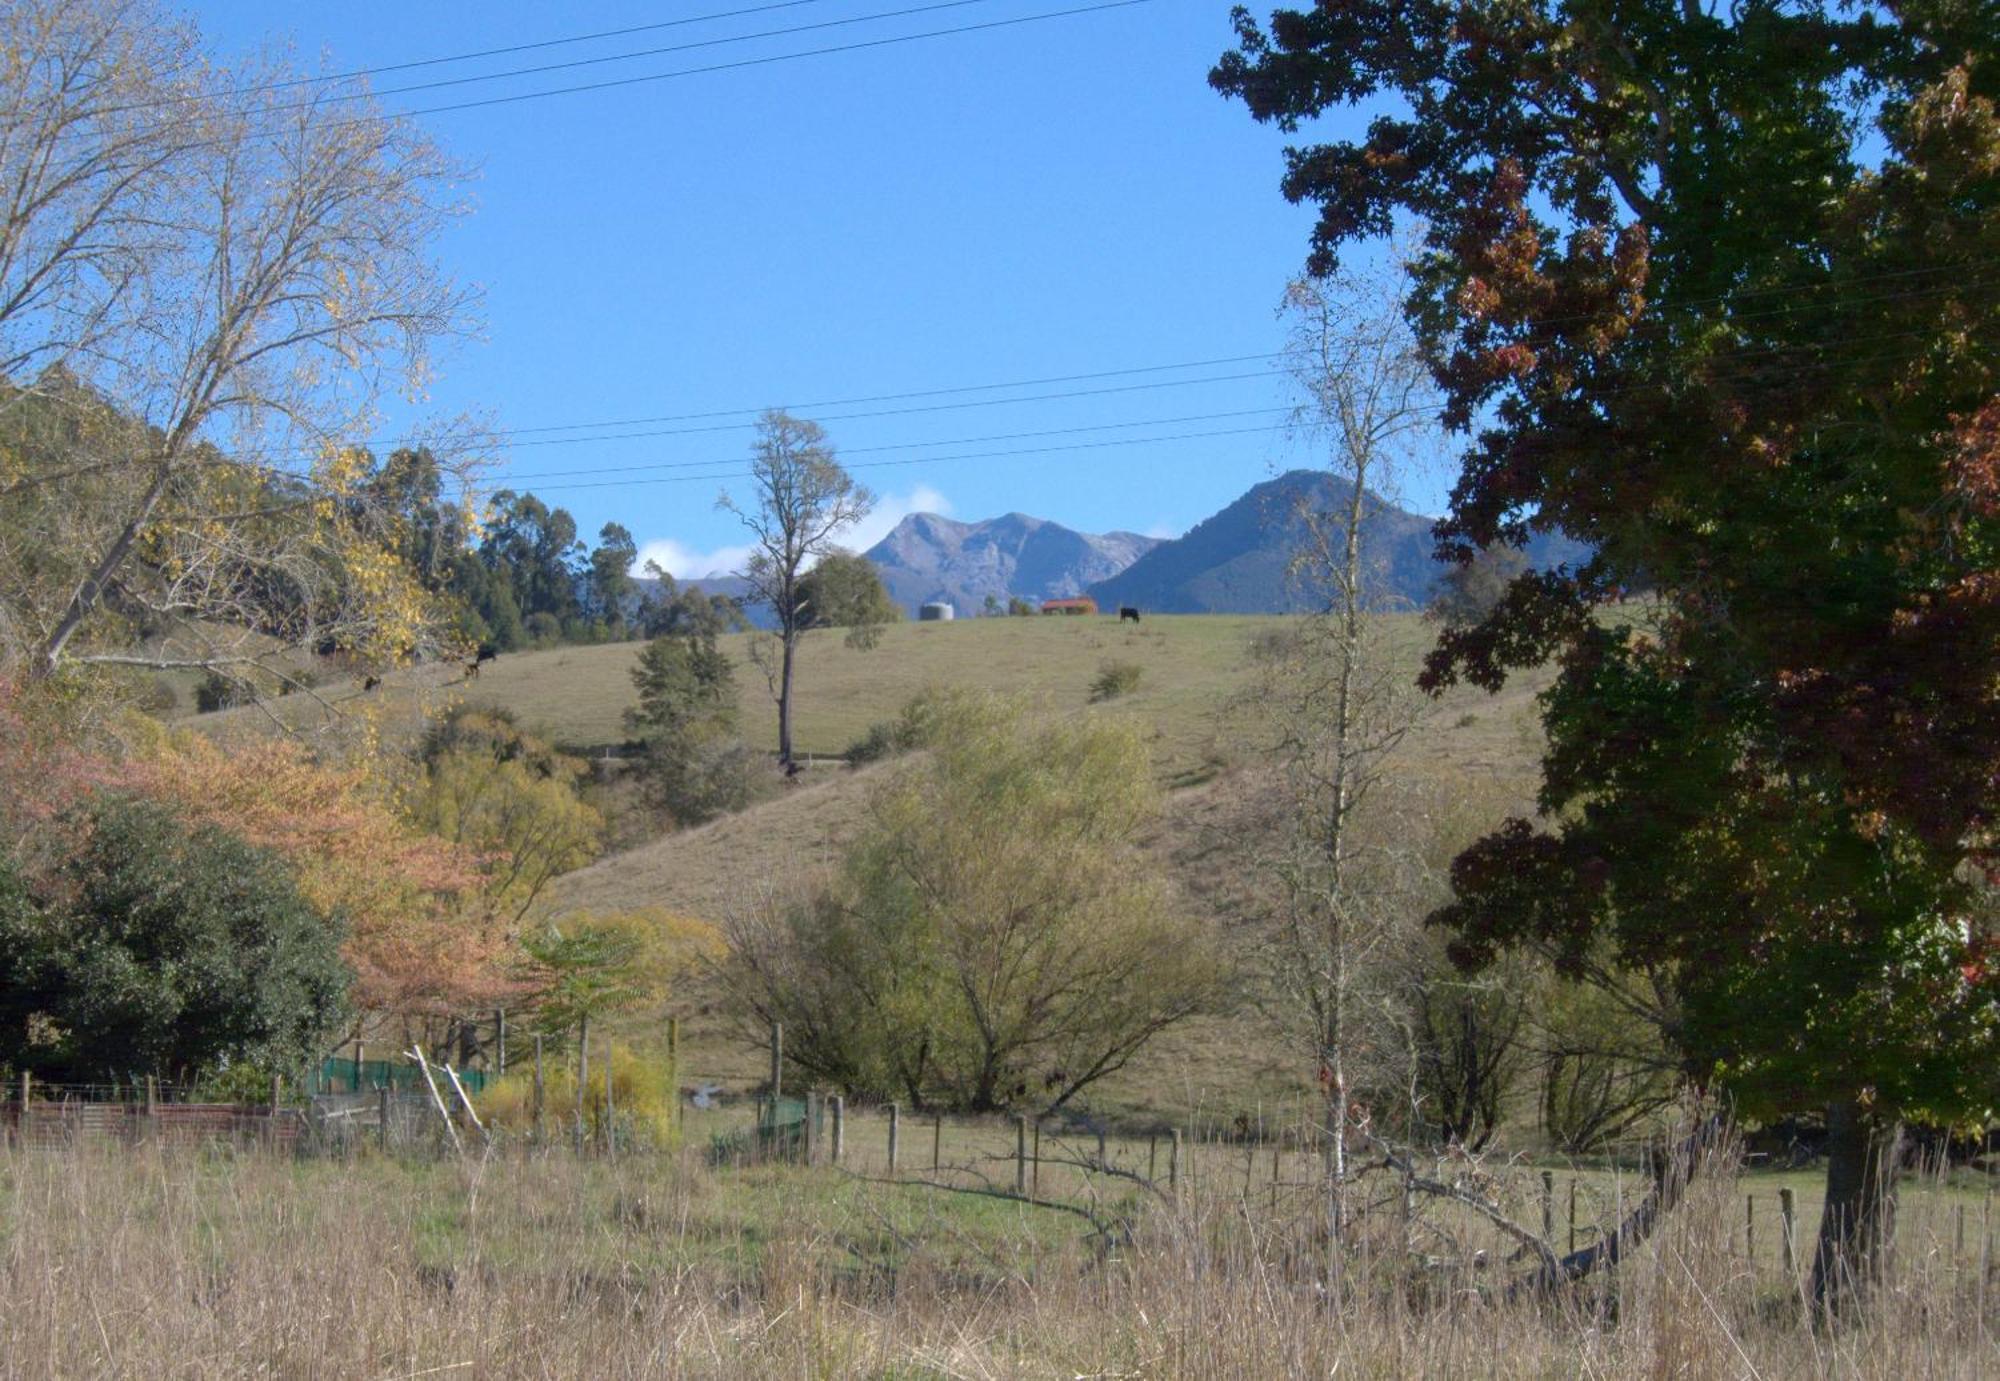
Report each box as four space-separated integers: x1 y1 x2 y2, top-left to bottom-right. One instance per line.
865 511 1161 613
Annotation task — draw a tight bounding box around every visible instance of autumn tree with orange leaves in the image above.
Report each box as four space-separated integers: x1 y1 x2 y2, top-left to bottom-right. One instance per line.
1216 0 1998 1307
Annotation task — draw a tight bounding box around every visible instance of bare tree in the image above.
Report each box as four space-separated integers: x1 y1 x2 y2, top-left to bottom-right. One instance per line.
1255 258 1442 1262
0 0 481 695
720 411 872 767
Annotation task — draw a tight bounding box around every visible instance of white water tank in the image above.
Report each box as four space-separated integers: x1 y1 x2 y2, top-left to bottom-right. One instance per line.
918 602 954 622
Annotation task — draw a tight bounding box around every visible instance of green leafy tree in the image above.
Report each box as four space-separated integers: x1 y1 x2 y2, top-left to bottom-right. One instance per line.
720 412 873 766
587 523 639 636
722 692 1222 1112
0 796 350 1082
1215 0 2000 1303
627 618 749 825
797 549 901 649
411 708 602 922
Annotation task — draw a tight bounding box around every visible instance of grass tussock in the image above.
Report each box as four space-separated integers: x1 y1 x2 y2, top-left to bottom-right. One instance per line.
0 1140 1992 1378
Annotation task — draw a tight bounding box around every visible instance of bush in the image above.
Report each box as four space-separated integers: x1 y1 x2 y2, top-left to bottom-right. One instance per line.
476 1040 679 1147
724 693 1221 1112
1089 660 1143 702
0 795 351 1083
842 686 957 767
193 670 248 713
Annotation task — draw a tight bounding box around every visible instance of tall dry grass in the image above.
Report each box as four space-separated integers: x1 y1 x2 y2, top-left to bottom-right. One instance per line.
0 1137 1991 1378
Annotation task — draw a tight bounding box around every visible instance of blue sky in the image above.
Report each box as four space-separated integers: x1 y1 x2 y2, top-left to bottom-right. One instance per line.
193 1 1444 576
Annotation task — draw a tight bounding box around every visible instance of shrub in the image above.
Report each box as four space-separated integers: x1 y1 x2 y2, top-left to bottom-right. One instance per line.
476 1040 679 1147
193 670 249 713
1089 660 1143 702
724 693 1221 1112
0 795 351 1083
842 686 958 767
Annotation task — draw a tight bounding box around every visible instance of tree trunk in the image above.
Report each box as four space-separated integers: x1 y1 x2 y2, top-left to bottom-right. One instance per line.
1811 1097 1902 1311
777 629 796 766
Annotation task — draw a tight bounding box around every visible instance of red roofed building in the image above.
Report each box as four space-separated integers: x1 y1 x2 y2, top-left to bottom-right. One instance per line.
1039 597 1098 616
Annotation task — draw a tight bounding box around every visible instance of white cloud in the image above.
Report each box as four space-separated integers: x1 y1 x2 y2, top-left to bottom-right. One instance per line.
631 484 952 580
631 537 758 581
838 483 952 555
1144 521 1181 541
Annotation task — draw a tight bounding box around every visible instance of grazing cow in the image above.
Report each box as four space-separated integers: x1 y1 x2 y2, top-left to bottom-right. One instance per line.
1119 606 1141 623
474 643 498 666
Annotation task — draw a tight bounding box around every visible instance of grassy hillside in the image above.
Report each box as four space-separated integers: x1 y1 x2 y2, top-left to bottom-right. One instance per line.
187 610 1552 1124
537 613 1552 1124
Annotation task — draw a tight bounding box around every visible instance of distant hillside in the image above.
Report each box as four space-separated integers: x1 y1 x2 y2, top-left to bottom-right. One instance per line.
863 512 1159 615
1087 470 1589 614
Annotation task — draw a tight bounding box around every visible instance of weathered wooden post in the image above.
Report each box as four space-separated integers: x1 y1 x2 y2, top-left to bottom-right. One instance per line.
1015 1114 1028 1195
932 1112 942 1173
1569 1178 1578 1255
667 1017 682 1142
887 1103 900 1175
378 1084 391 1152
574 1027 589 1154
532 1035 545 1141
1170 1128 1182 1192
1542 1170 1555 1240
1780 1188 1798 1277
601 1037 615 1158
1032 1120 1042 1195
1148 1134 1158 1183
495 1010 507 1077
769 1023 783 1101
830 1095 844 1165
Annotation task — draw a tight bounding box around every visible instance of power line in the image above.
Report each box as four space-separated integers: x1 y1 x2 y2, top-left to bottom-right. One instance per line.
500 405 1297 483
128 0 1150 152
493 332 1994 497
98 2 830 112
513 420 1291 494
245 1 999 118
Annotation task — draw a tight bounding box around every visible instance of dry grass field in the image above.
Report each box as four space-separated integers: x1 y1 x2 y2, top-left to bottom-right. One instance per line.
1 1138 1991 1379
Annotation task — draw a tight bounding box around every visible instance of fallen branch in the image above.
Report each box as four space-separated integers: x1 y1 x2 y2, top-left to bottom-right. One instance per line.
1508 1113 1726 1299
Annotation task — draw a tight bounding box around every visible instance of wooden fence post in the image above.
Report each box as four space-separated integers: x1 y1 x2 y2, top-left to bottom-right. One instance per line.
830 1096 844 1165
602 1037 615 1158
574 1025 589 1154
1542 1170 1555 1240
1780 1188 1797 1278
887 1103 900 1175
1149 1134 1158 1184
1170 1128 1182 1192
769 1023 783 1101
378 1085 390 1152
532 1035 545 1141
1569 1178 1578 1255
1032 1120 1042 1196
1015 1114 1028 1196
667 1017 682 1142
933 1112 942 1173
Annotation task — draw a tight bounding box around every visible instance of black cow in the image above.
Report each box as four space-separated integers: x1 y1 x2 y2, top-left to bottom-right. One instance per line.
474 643 499 665
1118 606 1141 623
